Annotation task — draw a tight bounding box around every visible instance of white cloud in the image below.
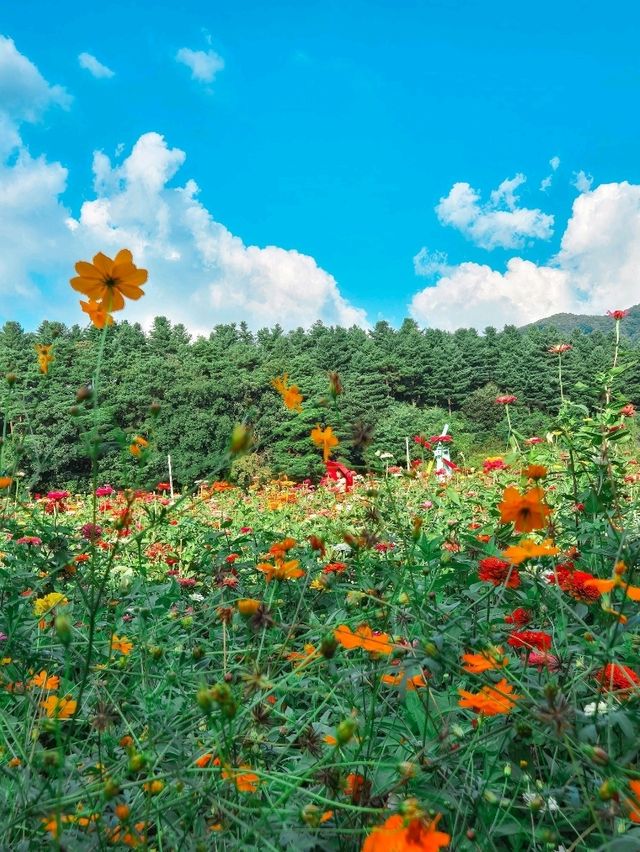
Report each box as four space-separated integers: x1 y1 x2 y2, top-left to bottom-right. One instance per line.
436 174 554 249
572 169 593 193
0 35 70 123
78 52 115 79
413 248 450 278
540 156 560 192
176 47 224 83
411 180 640 330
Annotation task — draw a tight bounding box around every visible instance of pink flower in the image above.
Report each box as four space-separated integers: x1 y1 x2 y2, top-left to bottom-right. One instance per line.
526 651 561 671
240 526 253 533
525 437 543 445
177 577 196 588
16 536 42 546
47 490 69 501
96 485 114 497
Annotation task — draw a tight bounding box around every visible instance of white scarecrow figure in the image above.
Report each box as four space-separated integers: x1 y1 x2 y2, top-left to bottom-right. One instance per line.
432 424 454 479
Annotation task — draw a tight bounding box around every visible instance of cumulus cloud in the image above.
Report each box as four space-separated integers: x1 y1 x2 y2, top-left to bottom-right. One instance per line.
436 174 554 249
176 47 224 83
572 169 593 193
66 133 366 332
78 52 115 79
411 180 640 330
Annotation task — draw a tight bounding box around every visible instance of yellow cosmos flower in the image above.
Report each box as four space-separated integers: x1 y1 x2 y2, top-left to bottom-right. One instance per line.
70 249 147 312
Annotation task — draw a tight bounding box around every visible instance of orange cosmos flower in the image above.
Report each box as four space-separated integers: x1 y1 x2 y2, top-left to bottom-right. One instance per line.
30 670 60 691
80 299 115 329
35 344 54 374
194 753 220 768
70 249 147 312
381 671 429 690
129 435 149 457
498 486 550 532
334 624 393 656
222 764 259 792
0 476 12 489
271 374 304 412
257 559 304 582
111 634 134 656
584 568 640 602
461 647 508 675
503 538 559 565
522 464 547 481
625 780 640 823
362 811 450 852
41 695 77 719
268 537 296 558
311 424 340 462
458 678 521 716
237 598 261 616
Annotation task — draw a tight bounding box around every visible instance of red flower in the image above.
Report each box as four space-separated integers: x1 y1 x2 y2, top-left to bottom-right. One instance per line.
323 561 348 575
495 395 517 405
607 309 629 320
504 607 532 626
549 565 601 603
483 458 507 473
620 404 636 418
507 630 552 651
594 663 640 693
478 557 520 588
548 344 572 354
524 436 543 445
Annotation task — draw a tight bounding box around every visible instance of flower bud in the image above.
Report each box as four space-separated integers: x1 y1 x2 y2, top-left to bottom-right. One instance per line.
55 614 72 646
320 633 338 659
335 717 357 745
104 778 121 799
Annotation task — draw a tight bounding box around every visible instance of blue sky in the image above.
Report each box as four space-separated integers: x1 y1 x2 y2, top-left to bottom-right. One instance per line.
2 0 640 333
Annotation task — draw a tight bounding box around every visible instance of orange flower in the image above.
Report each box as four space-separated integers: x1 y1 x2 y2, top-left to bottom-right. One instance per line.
80 299 115 329
257 559 304 582
222 764 259 792
111 634 134 656
381 671 429 690
311 424 339 462
41 695 77 719
30 670 60 691
194 752 219 768
70 249 147 312
498 486 550 532
461 647 508 674
0 476 12 489
35 344 54 375
129 435 149 457
458 678 521 716
237 598 261 616
584 577 640 601
268 537 297 558
271 374 304 412
362 812 450 852
503 538 559 565
334 624 393 656
626 780 640 823
523 464 547 480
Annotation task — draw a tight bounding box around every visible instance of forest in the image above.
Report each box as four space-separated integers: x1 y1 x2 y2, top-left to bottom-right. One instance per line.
0 313 638 490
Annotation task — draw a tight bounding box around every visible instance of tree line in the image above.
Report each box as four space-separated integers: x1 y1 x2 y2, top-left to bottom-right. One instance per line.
0 316 636 490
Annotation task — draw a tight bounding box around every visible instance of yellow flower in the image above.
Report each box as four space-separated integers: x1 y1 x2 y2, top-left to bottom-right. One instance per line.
503 538 559 565
35 344 54 375
111 634 134 656
33 592 68 616
311 424 339 462
70 249 147 311
271 374 304 412
41 695 77 719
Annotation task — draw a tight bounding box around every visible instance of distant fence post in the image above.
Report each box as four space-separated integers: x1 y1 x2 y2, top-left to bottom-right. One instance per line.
405 437 410 471
168 454 174 500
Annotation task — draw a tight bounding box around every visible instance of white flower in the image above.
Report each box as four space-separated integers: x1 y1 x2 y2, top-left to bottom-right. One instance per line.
189 592 204 602
583 701 610 716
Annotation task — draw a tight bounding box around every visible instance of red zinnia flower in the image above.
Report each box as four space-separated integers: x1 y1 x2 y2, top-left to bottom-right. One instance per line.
594 663 640 693
504 607 532 626
478 557 521 588
507 630 552 651
549 565 601 603
495 395 517 405
607 309 629 320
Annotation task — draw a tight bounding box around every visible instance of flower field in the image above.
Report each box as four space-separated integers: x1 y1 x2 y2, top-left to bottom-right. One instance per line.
1 253 640 850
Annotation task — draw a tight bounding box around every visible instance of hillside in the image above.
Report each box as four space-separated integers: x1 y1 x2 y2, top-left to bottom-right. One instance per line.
523 304 640 340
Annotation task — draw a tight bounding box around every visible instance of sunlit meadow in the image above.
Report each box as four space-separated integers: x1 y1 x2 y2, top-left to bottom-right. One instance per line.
1 253 640 850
